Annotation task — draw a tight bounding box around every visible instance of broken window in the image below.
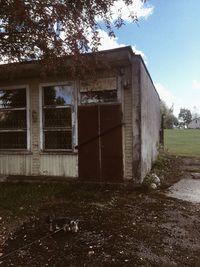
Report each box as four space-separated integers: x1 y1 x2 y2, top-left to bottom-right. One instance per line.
80 78 118 104
80 90 117 104
42 85 73 150
0 88 27 149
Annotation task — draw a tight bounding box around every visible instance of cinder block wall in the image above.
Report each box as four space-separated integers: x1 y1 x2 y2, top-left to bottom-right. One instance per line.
122 59 143 183
123 67 133 180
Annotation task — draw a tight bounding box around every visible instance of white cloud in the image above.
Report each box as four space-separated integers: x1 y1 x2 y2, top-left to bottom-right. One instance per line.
155 82 181 116
110 0 154 22
192 80 200 90
155 82 200 117
97 29 146 61
132 45 146 60
97 29 122 50
155 83 176 108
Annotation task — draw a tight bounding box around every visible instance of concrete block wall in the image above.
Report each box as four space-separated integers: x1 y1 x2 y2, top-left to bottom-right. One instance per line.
123 67 133 180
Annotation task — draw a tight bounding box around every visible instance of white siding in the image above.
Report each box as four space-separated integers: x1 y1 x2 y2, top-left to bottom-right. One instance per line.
40 154 78 177
0 154 32 175
0 78 78 178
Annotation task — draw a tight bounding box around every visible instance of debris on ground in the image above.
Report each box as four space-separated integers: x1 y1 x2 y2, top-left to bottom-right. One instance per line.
0 154 199 266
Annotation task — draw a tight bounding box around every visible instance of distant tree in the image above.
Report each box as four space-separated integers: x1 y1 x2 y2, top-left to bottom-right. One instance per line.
191 106 200 120
160 100 178 129
178 108 192 128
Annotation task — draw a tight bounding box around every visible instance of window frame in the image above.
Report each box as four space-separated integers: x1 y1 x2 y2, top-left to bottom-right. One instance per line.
0 85 30 151
39 82 76 152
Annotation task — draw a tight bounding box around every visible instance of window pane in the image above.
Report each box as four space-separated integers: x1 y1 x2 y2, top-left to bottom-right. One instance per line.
44 108 71 128
0 110 26 129
44 131 72 149
81 90 117 104
0 132 26 149
0 89 26 108
43 86 73 106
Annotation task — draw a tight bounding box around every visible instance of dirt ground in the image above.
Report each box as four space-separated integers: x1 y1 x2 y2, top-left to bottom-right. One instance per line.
0 154 200 267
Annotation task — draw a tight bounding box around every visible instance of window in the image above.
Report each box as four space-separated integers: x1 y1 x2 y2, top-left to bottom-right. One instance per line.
80 90 117 104
0 88 27 149
42 85 73 150
80 77 118 104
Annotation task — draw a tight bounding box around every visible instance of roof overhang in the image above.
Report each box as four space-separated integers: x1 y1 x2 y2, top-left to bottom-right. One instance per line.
0 46 134 82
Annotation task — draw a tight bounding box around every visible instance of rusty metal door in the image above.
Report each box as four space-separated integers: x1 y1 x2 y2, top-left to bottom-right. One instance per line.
78 105 100 181
78 104 123 182
100 104 123 182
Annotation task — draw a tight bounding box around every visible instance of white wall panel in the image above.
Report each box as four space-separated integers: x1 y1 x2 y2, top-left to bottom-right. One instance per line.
40 154 78 177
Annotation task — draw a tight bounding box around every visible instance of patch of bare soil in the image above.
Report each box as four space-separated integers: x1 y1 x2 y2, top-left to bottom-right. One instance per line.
0 155 200 267
1 193 200 267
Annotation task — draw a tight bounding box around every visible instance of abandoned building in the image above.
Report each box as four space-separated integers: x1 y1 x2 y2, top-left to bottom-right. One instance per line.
0 46 161 183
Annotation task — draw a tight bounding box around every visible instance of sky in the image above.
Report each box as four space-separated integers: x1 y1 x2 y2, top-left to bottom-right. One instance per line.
97 0 200 117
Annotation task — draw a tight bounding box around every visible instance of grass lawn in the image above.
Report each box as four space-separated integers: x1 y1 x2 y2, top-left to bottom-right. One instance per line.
164 129 200 157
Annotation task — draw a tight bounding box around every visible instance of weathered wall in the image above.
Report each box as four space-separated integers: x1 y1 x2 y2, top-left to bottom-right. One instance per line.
131 58 141 182
0 154 32 175
0 47 160 182
40 154 78 177
0 73 121 179
139 58 161 181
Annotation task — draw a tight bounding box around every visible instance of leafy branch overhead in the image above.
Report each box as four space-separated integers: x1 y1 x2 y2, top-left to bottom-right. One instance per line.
0 0 146 63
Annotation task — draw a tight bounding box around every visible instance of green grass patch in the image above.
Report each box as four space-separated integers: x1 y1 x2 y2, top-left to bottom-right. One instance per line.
164 129 200 157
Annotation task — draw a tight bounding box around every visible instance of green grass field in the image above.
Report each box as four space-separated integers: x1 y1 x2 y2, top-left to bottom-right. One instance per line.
164 129 200 157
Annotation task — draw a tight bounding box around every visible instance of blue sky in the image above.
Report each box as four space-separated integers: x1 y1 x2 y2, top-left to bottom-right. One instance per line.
98 0 200 116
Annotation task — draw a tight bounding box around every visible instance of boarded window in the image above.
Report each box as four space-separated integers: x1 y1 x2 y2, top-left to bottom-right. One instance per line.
42 85 73 150
0 88 27 149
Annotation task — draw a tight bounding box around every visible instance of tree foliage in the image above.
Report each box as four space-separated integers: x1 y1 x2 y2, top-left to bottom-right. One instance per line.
0 0 146 64
178 108 192 128
191 106 200 120
160 100 178 129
